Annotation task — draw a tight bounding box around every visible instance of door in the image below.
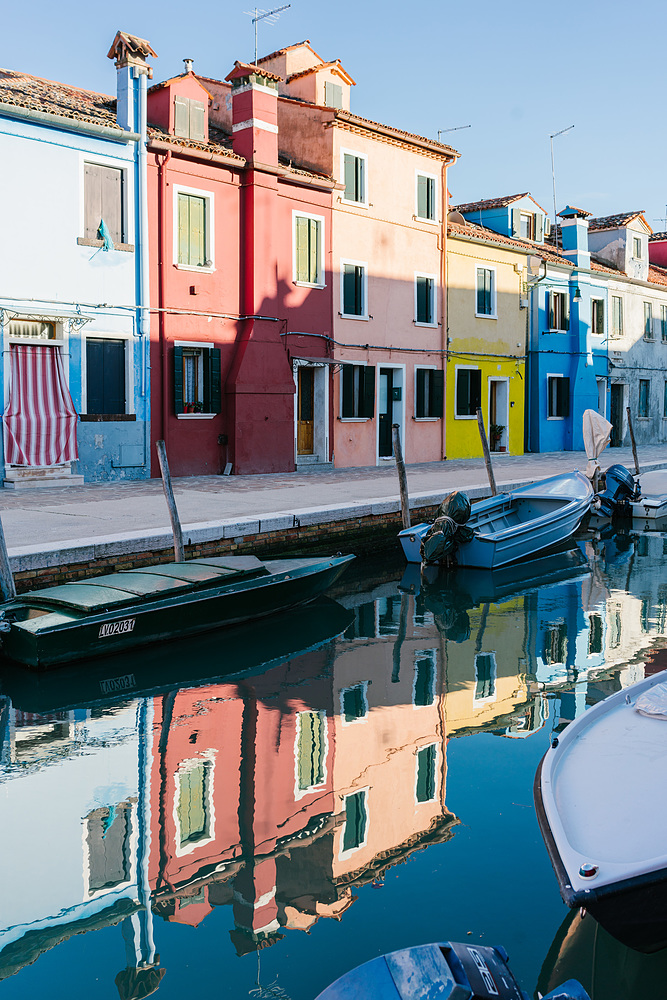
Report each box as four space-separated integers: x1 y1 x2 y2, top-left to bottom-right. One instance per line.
610 384 624 447
378 368 394 458
489 378 509 452
297 367 314 455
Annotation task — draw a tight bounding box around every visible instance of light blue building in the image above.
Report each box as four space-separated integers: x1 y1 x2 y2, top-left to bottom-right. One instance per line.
0 31 153 485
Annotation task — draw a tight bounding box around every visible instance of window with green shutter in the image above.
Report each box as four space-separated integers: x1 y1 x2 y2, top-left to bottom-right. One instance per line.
295 215 323 284
416 745 437 802
177 761 211 847
173 344 221 414
644 302 653 339
174 96 207 141
177 193 207 267
455 368 481 417
414 650 436 706
416 275 435 324
476 268 494 316
343 153 366 203
324 81 343 108
296 711 326 790
639 379 650 418
342 790 367 852
342 263 365 316
416 173 436 221
474 653 496 700
341 364 375 418
342 684 367 722
415 368 444 418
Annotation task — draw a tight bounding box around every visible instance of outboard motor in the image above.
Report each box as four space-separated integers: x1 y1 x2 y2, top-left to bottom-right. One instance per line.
593 463 637 517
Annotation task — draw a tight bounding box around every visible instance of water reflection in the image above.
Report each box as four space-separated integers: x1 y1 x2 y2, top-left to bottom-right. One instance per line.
1 525 666 996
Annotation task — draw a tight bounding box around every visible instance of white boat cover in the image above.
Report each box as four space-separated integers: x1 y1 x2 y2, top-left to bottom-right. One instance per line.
583 409 612 479
635 681 667 721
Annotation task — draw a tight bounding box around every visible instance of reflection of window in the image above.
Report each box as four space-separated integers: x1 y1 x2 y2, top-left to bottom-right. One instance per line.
637 535 649 557
296 711 326 791
342 790 367 852
641 597 651 633
414 649 436 706
608 606 622 648
86 801 132 894
341 683 368 722
543 623 567 665
474 652 496 701
416 744 437 802
377 595 401 635
177 761 211 847
588 614 603 655
345 602 376 638
173 344 221 414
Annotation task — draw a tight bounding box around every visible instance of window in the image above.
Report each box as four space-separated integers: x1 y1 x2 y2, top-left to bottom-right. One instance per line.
173 344 221 415
177 761 211 848
520 213 534 240
324 81 343 108
588 614 603 655
633 237 642 259
414 650 436 706
415 368 444 418
548 376 570 418
548 290 569 331
474 652 496 702
416 744 437 803
174 96 206 141
544 623 567 665
611 296 623 337
662 306 667 341
84 162 124 244
341 683 368 723
455 367 481 417
296 711 326 792
294 214 324 285
341 364 374 418
341 790 367 852
342 152 366 204
86 338 126 415
177 192 209 267
639 379 650 418
415 274 436 325
9 320 56 341
85 802 132 894
591 298 605 336
644 302 654 339
476 267 495 317
416 173 436 222
341 261 366 317
377 595 401 635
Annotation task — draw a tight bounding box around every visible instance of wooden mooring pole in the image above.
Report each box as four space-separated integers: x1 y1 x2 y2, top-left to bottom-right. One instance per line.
392 423 411 530
626 407 640 476
476 408 497 496
156 440 185 563
0 515 16 601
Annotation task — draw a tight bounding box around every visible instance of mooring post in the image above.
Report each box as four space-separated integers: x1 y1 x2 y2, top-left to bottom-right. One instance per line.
0 515 16 601
392 423 411 530
476 408 497 496
156 440 185 563
626 407 640 476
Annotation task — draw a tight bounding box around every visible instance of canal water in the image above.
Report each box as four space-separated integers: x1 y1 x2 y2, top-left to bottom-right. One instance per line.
1 523 667 1000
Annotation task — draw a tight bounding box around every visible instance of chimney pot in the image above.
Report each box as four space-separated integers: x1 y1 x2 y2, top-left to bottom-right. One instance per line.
184 58 194 73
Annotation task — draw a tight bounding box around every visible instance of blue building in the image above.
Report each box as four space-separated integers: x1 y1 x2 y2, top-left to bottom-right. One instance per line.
0 31 154 486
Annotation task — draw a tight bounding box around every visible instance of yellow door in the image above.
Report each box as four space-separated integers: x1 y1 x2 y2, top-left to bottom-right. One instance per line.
297 367 314 455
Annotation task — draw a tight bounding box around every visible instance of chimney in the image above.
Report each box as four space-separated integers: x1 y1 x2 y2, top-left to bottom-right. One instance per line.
558 205 591 269
107 30 157 132
225 61 280 165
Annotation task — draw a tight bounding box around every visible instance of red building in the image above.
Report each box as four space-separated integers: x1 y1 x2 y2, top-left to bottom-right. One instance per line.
146 60 336 476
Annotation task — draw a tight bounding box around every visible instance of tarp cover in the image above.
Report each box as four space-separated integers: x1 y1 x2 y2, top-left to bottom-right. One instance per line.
3 344 78 466
635 681 667 721
583 408 612 479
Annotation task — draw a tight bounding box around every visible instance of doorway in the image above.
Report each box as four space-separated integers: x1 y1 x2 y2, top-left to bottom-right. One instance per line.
297 367 314 455
610 384 624 447
488 377 509 452
378 368 394 458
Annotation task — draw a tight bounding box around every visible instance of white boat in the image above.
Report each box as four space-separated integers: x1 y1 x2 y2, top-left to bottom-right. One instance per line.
534 669 667 954
398 471 593 569
630 469 667 520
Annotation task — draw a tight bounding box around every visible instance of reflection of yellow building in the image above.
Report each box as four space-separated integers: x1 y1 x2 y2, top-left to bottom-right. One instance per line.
446 221 527 458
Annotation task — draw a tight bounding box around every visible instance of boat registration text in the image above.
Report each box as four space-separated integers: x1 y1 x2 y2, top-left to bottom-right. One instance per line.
99 618 136 638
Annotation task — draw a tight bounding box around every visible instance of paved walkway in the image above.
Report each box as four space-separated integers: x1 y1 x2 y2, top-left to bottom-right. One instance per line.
2 446 665 561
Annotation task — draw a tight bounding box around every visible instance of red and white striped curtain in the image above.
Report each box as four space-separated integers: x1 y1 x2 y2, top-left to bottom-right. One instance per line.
3 344 78 467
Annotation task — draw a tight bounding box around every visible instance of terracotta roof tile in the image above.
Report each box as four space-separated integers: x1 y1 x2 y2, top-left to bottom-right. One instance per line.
287 60 355 86
649 232 667 242
0 68 121 130
331 108 457 156
588 211 649 232
146 121 243 159
453 193 530 213
225 61 282 83
447 220 572 266
647 265 667 287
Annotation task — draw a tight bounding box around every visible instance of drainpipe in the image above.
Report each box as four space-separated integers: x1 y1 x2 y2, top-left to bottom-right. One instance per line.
136 69 151 476
440 160 448 461
526 258 548 452
157 150 172 454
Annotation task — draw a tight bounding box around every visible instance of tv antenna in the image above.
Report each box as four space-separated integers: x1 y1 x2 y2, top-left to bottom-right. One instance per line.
437 125 471 141
654 204 667 231
549 124 574 251
244 5 291 65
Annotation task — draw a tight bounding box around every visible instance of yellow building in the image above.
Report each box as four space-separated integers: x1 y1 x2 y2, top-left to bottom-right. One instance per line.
445 220 528 458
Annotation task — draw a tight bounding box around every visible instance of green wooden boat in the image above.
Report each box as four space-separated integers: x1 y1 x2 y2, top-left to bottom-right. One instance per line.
0 554 354 670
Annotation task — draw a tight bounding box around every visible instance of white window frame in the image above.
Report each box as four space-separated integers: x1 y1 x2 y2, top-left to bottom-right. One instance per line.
473 651 497 706
475 265 497 319
414 271 438 327
519 212 534 241
611 294 624 338
173 754 217 857
340 148 368 208
415 170 438 224
454 364 481 421
339 258 369 320
81 329 134 415
292 210 326 288
338 787 369 858
414 742 439 804
79 151 134 248
548 289 569 332
414 364 439 421
82 798 138 900
339 681 369 725
633 236 643 260
547 372 568 421
172 183 215 272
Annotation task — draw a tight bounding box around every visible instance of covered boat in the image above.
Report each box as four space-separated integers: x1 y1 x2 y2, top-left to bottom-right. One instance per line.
399 471 593 568
315 940 589 1000
534 669 667 953
0 554 354 670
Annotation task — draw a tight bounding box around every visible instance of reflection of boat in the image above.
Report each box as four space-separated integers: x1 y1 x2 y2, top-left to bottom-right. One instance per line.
534 669 667 953
316 940 590 999
399 471 593 568
538 907 667 1000
0 554 354 669
1 597 353 713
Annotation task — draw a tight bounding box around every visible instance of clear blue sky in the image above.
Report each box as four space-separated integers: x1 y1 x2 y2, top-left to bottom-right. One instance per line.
5 0 665 228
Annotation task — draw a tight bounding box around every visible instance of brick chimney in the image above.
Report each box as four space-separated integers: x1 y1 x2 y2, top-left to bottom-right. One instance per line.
224 62 280 165
107 30 157 132
558 205 591 269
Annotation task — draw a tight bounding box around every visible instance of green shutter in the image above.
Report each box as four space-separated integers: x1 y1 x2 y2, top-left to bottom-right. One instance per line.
203 347 221 414
362 366 375 418
174 96 189 138
417 174 428 218
356 157 365 202
189 196 205 266
190 100 206 141
535 213 544 242
563 292 570 331
416 745 436 802
297 712 324 790
431 369 444 417
308 218 320 283
295 216 308 282
341 365 354 417
173 345 184 414
342 791 366 852
343 264 356 315
178 194 190 265
548 291 555 330
426 177 435 220
416 369 426 417
511 207 521 236
344 154 356 201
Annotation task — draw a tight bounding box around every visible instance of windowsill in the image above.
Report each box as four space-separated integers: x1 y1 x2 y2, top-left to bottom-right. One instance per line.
294 280 326 289
547 416 566 421
413 416 440 421
644 338 655 343
637 416 650 421
475 312 498 320
174 263 215 273
77 237 134 252
338 416 371 422
546 329 568 334
80 413 136 422
339 313 369 321
177 413 218 419
414 321 438 329
340 199 368 209
414 215 439 225
454 414 478 420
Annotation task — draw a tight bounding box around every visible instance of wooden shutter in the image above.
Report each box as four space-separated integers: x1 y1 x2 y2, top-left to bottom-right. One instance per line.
548 291 555 330
177 194 190 265
361 365 375 418
417 174 428 218
341 365 354 417
356 157 364 202
86 338 104 413
431 369 444 417
203 347 221 413
558 377 570 418
308 218 320 283
417 275 428 322
86 338 125 414
535 213 544 242
84 163 102 239
190 100 206 141
563 292 570 331
100 166 123 243
456 369 468 417
325 81 342 108
471 369 482 413
295 216 308 282
173 345 184 414
344 154 356 201
426 177 435 220
174 96 189 137
189 196 205 266
511 207 521 236
416 369 426 417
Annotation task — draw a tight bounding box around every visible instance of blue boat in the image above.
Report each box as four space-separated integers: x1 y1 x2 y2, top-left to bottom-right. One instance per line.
399 471 593 568
316 940 590 999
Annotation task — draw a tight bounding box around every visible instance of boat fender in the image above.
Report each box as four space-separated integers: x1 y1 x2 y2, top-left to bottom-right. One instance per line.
550 736 559 749
0 610 12 635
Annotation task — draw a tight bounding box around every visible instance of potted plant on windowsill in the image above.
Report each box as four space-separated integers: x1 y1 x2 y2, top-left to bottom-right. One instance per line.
193 401 203 414
490 423 506 452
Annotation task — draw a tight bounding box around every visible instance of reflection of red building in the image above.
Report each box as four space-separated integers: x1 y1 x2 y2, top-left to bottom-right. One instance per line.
146 59 335 476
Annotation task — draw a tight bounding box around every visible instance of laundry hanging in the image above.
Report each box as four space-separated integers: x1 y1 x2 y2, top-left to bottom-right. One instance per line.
3 344 78 466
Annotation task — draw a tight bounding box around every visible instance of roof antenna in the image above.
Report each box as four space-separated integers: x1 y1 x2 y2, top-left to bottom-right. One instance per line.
437 125 471 141
244 5 291 65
